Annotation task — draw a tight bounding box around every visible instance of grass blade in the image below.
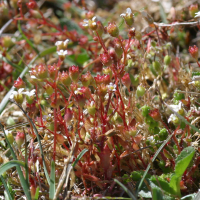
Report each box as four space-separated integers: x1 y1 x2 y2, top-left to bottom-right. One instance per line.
10 102 50 185
0 123 31 200
1 55 23 72
18 21 39 54
72 148 88 168
0 160 25 174
0 175 13 200
34 187 40 200
49 160 55 199
114 179 137 200
137 133 173 194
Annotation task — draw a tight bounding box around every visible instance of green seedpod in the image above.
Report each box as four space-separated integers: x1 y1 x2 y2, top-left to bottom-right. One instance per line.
136 85 145 97
164 55 171 65
152 61 161 74
159 128 168 140
141 105 150 116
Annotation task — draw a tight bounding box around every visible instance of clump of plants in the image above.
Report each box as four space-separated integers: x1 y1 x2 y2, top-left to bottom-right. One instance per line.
1 0 200 199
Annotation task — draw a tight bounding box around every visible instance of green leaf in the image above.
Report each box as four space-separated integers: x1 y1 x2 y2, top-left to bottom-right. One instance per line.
181 193 197 200
0 176 13 200
0 160 25 175
169 147 195 197
18 21 39 54
72 148 88 168
49 160 55 200
114 179 137 200
34 187 40 200
150 176 175 195
152 187 163 200
137 133 173 194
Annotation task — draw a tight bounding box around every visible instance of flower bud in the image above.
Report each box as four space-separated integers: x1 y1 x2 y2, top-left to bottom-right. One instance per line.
44 83 54 95
97 84 107 99
2 36 14 48
96 21 104 37
149 109 161 121
120 8 134 27
15 132 25 148
100 53 112 66
64 108 73 124
48 64 57 79
189 4 198 18
79 86 91 99
95 74 110 85
128 126 137 137
164 55 171 65
135 30 142 40
14 77 25 89
128 27 136 38
76 94 87 108
81 71 93 87
121 73 131 89
87 101 96 115
6 130 14 144
69 66 79 82
103 67 112 78
31 64 48 79
189 45 198 60
58 71 71 86
106 22 119 37
56 134 64 145
136 85 145 97
114 39 123 57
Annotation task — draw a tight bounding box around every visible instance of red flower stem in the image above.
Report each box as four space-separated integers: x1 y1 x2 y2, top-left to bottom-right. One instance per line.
197 61 200 68
116 84 127 128
95 31 108 53
35 85 43 127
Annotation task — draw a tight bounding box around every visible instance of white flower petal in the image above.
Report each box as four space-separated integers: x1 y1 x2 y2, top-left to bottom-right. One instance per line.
126 8 132 14
55 41 62 46
195 11 200 18
120 13 126 17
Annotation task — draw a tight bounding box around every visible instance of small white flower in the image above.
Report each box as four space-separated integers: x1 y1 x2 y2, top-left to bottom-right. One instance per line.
107 82 116 92
23 89 36 97
90 101 95 106
10 88 24 100
168 102 183 113
80 122 84 126
168 114 177 123
120 8 132 17
57 50 68 56
55 39 69 47
30 75 36 79
195 11 200 18
74 88 82 95
82 16 97 27
5 130 12 135
192 76 200 81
